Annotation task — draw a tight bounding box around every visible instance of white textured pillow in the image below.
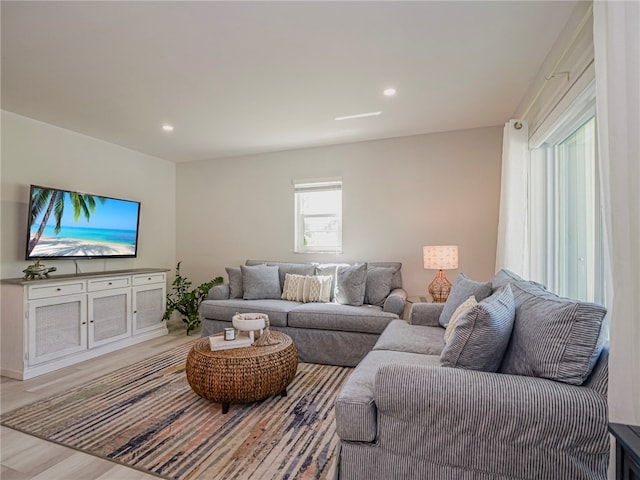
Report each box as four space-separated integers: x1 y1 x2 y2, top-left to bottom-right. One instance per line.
444 295 477 342
282 274 332 303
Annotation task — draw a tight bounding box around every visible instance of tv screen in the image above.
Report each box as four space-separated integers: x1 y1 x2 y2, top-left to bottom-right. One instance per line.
26 185 140 260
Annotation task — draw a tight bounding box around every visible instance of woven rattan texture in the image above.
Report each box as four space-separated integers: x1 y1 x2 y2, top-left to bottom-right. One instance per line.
186 331 298 404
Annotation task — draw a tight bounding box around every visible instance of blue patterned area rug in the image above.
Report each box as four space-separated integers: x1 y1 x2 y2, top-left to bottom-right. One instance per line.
1 341 352 480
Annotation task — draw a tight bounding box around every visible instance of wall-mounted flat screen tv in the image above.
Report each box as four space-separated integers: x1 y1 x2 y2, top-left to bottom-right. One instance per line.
26 185 141 260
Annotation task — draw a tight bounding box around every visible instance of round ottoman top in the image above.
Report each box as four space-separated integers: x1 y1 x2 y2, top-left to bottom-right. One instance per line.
190 330 293 360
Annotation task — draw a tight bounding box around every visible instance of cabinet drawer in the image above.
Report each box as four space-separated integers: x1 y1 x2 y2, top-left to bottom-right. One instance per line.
28 281 85 300
133 273 166 286
88 276 130 292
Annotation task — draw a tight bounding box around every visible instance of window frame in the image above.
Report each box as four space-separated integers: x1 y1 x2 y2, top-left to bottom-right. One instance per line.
293 178 343 254
527 81 605 304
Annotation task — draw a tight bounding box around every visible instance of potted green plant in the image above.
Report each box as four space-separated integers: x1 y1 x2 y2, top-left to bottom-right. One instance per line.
163 261 223 335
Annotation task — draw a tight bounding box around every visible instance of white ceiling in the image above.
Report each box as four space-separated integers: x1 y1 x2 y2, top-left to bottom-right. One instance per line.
1 1 578 163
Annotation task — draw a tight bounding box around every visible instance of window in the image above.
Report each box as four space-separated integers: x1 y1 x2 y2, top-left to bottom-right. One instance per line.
293 179 342 253
528 86 604 303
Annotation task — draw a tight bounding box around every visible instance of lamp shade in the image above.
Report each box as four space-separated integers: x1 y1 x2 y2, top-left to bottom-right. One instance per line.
423 245 459 270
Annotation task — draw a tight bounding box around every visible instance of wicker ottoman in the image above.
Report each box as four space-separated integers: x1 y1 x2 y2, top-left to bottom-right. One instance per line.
186 331 298 413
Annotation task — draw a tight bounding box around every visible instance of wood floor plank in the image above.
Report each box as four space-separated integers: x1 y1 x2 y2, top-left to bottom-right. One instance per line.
1 319 192 480
29 452 118 480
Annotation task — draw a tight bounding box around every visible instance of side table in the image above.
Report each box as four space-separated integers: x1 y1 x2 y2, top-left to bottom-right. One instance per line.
609 423 640 479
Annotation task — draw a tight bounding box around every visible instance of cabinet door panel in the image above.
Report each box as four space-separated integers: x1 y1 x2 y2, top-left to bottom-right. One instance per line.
133 285 166 334
28 295 87 365
88 288 132 348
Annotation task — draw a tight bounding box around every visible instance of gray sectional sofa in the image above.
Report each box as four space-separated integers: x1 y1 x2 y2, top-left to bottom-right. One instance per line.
334 270 610 480
199 260 407 367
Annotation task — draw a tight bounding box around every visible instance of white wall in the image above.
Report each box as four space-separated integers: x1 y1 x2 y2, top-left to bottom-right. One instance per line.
176 126 503 295
0 111 176 278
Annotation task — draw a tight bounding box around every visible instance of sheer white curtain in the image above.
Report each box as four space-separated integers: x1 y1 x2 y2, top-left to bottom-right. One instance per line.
495 120 529 275
593 1 640 424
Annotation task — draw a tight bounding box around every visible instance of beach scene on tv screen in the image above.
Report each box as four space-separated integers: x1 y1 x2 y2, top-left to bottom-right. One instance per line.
28 187 139 258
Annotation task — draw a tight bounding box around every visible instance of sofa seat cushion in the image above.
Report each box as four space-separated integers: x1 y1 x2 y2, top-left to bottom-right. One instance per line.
373 319 445 355
335 349 440 442
288 303 397 334
199 299 301 327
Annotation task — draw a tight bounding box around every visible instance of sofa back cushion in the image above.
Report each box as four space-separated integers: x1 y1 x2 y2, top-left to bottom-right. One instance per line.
440 285 515 372
225 266 244 299
245 260 315 290
500 282 607 385
439 273 492 327
367 262 402 290
491 268 545 291
364 266 395 306
335 263 367 306
315 263 348 301
240 264 281 300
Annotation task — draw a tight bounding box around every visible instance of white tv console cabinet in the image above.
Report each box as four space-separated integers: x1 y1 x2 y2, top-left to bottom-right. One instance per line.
1 268 169 380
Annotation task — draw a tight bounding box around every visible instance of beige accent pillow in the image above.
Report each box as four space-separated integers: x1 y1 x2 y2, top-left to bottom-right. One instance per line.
282 274 332 303
444 295 478 342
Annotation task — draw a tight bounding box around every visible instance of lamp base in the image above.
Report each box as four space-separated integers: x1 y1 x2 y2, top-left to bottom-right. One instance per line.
428 270 452 303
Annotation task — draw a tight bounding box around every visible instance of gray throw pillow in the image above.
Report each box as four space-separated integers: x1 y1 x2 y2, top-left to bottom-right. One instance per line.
439 273 492 327
500 282 607 385
241 264 281 300
225 266 243 299
440 285 515 372
315 263 349 301
275 264 315 290
364 266 395 306
335 263 367 306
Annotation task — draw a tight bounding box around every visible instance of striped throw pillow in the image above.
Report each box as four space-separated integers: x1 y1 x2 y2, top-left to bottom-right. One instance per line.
444 295 478 342
440 285 515 372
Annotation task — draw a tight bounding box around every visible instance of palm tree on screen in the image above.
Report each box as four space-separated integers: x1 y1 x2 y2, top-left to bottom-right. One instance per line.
28 187 105 256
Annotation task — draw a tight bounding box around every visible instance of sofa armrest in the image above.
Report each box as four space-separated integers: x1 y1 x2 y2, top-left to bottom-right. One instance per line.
383 288 407 316
408 302 444 326
373 364 609 477
206 284 230 300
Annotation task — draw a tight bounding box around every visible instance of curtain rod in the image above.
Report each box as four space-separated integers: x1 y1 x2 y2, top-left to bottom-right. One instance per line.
518 4 593 122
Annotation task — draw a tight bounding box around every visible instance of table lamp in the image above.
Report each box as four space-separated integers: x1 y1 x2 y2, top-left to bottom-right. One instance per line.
423 245 459 303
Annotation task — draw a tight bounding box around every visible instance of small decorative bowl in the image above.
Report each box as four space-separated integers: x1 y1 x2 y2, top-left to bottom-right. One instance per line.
232 313 267 332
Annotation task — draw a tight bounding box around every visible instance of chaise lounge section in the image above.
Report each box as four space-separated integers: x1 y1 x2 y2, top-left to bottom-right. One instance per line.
334 270 610 479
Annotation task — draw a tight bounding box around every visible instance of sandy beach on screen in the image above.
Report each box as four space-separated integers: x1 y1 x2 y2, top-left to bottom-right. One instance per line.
30 236 135 257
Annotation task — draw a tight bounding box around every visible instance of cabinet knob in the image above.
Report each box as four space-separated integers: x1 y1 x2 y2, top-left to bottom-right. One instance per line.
148 277 152 280
82 322 87 325
56 288 61 291
108 282 113 285
90 320 94 323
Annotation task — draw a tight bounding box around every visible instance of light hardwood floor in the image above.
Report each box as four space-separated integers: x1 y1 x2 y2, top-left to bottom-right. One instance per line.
1 319 195 480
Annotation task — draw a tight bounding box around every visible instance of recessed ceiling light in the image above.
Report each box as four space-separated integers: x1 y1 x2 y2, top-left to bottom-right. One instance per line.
383 88 396 96
162 124 174 132
335 111 382 121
